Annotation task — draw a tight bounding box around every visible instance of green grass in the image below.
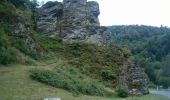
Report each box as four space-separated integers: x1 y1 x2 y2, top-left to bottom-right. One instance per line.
0 64 169 100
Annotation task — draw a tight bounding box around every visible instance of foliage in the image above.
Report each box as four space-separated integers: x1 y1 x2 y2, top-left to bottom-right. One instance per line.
30 67 105 96
0 27 16 65
121 47 132 58
64 43 122 85
109 25 170 88
7 0 30 8
11 37 41 60
101 68 117 81
31 33 63 51
115 85 129 98
0 47 16 65
0 2 17 23
0 65 168 100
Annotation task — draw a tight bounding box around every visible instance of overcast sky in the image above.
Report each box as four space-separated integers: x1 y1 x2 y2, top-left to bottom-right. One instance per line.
38 0 170 27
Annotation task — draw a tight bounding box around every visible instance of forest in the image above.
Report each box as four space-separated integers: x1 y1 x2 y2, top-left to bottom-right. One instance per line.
109 25 170 88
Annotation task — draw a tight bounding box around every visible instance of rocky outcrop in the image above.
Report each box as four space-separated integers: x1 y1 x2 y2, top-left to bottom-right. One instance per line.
36 0 111 46
120 60 149 95
36 1 63 35
11 11 44 57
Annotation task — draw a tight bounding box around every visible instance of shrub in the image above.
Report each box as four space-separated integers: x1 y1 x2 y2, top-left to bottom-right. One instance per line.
30 67 105 96
0 47 16 65
101 69 117 81
0 27 16 65
0 2 17 23
7 0 30 8
0 27 9 47
115 85 129 98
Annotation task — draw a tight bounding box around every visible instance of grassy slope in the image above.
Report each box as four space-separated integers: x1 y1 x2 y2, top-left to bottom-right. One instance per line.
0 62 168 100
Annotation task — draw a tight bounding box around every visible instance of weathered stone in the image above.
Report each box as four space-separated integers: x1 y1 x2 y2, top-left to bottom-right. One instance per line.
120 60 149 95
13 11 32 34
36 1 63 35
36 0 111 46
12 10 44 57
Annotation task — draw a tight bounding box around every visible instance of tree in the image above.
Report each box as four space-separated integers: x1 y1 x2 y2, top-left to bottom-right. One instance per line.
7 0 30 8
109 25 170 88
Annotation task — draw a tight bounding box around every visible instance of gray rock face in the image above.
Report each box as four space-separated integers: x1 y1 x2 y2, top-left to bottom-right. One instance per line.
36 0 111 46
13 11 32 34
36 1 63 35
120 60 149 95
12 11 44 57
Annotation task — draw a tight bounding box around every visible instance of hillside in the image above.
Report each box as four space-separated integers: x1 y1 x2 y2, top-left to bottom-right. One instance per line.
109 25 170 88
0 0 155 99
0 64 168 100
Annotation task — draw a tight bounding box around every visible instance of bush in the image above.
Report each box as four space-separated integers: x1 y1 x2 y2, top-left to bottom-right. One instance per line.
101 69 117 81
30 67 105 96
0 47 16 65
115 85 129 98
0 27 16 65
7 0 30 8
0 2 17 23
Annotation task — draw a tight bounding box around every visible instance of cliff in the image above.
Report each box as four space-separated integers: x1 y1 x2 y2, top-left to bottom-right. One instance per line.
36 0 111 46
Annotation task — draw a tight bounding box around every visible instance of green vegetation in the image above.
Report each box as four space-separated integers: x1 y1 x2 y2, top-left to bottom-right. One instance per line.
0 27 17 65
6 0 38 10
0 1 125 94
0 25 42 64
30 67 105 96
28 36 125 96
109 25 170 88
7 0 29 8
0 0 44 63
0 1 17 23
115 85 129 98
1 0 169 99
0 64 169 100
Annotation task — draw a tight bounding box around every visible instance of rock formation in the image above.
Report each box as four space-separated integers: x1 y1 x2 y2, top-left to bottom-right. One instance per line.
36 0 149 95
36 0 111 46
120 60 149 95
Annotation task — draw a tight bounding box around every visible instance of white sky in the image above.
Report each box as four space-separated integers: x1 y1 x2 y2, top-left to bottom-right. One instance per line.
38 0 170 27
